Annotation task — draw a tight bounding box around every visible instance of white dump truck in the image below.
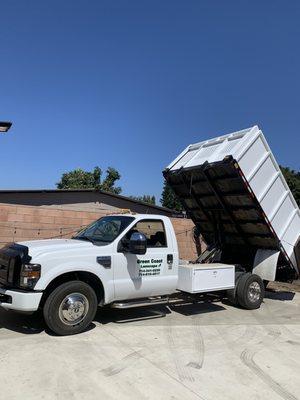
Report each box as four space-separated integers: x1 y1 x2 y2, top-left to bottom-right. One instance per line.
0 125 299 335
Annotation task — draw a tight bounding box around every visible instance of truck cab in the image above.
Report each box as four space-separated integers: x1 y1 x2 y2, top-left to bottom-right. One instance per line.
0 214 179 335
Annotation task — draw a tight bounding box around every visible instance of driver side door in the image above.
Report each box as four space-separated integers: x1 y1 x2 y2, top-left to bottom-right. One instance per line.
113 219 174 300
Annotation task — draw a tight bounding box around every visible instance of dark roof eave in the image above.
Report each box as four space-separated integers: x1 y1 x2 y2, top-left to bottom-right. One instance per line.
0 188 181 215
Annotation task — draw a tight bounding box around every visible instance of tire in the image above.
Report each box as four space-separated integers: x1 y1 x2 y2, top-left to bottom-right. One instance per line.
236 273 265 310
43 280 98 336
226 270 245 305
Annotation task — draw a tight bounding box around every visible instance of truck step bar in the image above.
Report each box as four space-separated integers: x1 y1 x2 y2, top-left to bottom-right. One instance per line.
111 297 170 309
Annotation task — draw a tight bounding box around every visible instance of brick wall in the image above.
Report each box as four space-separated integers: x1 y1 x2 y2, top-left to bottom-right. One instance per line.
0 203 201 260
171 217 202 260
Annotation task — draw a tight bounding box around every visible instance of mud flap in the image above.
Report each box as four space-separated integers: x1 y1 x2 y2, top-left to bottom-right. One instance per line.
252 249 280 282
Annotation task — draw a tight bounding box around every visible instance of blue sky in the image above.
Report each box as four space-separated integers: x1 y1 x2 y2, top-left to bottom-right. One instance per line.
0 1 299 204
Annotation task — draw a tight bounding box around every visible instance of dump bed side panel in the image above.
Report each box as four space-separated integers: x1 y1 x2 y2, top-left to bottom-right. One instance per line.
235 130 300 271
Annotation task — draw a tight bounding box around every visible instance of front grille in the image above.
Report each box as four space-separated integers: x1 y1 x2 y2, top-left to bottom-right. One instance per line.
0 251 11 284
0 244 31 287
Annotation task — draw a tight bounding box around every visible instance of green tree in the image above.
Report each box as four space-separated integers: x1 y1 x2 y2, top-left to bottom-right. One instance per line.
130 195 156 205
280 166 300 206
160 180 183 211
56 166 122 194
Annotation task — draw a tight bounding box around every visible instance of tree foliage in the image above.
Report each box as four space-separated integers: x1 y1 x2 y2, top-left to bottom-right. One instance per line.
130 195 156 205
160 180 183 211
56 166 122 194
280 166 300 206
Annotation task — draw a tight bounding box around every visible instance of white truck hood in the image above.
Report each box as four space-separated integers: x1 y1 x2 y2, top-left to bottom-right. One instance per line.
18 238 94 259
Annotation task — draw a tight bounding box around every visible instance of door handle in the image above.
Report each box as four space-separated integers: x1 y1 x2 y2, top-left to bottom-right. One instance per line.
167 254 173 269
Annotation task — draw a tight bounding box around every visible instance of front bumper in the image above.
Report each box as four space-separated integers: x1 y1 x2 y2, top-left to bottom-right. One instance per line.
0 286 43 312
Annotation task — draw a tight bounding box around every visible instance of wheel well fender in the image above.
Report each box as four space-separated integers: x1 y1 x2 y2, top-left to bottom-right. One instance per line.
40 271 105 307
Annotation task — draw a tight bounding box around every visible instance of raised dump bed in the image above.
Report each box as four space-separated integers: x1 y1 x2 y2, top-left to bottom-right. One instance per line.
164 126 300 282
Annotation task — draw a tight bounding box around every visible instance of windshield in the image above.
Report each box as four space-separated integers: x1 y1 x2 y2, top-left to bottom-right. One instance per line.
73 215 135 245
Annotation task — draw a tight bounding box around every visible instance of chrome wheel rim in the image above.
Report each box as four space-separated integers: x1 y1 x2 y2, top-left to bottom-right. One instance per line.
58 293 89 326
248 282 261 303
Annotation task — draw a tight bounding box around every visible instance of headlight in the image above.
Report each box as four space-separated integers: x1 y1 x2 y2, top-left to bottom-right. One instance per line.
20 263 41 289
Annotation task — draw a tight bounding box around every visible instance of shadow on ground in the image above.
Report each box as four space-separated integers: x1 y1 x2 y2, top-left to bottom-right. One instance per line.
0 296 226 335
94 296 225 325
0 308 45 335
265 289 295 301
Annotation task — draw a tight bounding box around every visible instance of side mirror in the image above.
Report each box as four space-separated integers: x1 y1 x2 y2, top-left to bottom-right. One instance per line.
129 232 147 255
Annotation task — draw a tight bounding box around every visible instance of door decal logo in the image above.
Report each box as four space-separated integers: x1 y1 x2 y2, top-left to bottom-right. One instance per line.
137 258 163 276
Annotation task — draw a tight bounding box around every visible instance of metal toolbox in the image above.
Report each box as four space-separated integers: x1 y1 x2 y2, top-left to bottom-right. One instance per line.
177 263 235 293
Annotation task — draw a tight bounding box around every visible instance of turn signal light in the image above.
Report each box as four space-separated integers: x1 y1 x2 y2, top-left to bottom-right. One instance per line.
20 264 41 289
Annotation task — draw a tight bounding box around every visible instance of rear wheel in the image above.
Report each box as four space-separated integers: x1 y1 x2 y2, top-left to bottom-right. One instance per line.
43 281 98 336
236 273 265 310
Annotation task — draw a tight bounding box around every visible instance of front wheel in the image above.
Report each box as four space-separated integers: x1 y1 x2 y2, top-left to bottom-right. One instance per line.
43 281 98 336
236 273 265 310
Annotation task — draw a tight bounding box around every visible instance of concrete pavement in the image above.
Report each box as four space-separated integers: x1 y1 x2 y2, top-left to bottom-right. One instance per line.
0 288 299 400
